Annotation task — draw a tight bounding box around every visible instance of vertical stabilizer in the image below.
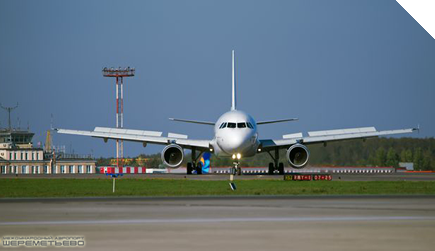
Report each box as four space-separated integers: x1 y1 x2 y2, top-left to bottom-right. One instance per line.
231 50 237 110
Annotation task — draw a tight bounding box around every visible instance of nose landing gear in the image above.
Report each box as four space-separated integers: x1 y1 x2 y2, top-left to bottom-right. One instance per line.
229 161 239 190
229 153 242 190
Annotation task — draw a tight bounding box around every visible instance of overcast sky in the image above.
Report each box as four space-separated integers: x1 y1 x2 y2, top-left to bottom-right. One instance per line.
0 0 434 157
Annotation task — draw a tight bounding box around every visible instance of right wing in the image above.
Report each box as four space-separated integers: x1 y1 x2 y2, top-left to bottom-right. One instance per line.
169 118 215 126
56 127 211 151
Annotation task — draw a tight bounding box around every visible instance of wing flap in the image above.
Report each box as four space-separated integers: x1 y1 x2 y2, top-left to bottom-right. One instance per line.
282 132 303 139
308 127 376 137
168 133 188 139
94 127 162 137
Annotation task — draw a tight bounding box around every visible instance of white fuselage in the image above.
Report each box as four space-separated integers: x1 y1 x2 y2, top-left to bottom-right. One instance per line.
211 110 260 158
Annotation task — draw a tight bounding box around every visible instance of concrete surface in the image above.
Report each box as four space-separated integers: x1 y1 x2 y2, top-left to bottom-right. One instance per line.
1 196 435 250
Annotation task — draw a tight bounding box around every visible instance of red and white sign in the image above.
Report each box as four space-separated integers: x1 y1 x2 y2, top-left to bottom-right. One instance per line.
99 166 146 174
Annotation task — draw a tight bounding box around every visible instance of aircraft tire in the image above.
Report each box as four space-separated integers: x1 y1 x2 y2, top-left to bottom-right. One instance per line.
278 162 284 175
268 163 274 175
196 163 202 175
187 162 193 175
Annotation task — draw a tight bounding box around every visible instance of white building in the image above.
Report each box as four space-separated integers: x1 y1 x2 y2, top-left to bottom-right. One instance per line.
0 128 96 175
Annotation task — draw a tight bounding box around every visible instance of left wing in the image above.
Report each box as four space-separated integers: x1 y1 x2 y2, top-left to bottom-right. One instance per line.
260 126 417 151
56 127 211 151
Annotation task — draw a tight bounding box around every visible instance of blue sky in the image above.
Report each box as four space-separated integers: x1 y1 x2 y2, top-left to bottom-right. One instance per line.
0 0 434 157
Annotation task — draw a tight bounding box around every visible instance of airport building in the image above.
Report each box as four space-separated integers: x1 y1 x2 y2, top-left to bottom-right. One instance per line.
0 128 96 175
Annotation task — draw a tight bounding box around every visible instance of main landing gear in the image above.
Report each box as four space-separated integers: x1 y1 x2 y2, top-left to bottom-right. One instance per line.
267 148 285 175
186 147 204 175
186 162 202 175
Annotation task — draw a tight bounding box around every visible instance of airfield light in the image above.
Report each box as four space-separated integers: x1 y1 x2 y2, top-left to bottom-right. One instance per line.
102 66 135 169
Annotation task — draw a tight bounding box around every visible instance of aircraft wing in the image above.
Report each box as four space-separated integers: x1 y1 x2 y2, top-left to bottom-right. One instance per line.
169 118 215 126
256 118 298 125
56 127 211 151
260 126 417 151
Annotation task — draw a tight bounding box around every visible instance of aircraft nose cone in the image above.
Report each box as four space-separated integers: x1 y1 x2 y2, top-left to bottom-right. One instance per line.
219 131 252 154
227 135 244 150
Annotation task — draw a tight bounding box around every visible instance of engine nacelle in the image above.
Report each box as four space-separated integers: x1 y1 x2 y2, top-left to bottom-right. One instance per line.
286 144 309 169
161 144 184 168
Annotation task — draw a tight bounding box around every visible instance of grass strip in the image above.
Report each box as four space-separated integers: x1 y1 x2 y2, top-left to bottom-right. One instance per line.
1 179 435 198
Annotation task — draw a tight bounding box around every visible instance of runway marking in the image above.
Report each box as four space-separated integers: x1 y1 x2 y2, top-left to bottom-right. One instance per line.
1 216 435 226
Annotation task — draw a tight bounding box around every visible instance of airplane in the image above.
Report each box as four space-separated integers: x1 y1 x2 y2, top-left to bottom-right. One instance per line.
56 50 417 175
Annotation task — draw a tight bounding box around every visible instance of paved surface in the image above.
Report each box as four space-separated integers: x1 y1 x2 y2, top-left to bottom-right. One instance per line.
1 196 435 250
2 172 435 181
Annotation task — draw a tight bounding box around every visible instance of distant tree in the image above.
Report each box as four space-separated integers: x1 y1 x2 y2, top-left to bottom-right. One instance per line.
92 138 435 168
400 149 413 162
96 157 111 166
386 147 399 167
375 147 387 167
422 150 433 171
413 148 424 171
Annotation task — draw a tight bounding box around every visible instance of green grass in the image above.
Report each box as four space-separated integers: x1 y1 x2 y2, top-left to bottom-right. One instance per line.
1 179 435 198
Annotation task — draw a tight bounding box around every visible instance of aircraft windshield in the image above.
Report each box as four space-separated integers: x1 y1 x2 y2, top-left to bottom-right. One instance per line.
227 123 236 128
219 122 227 129
221 122 253 129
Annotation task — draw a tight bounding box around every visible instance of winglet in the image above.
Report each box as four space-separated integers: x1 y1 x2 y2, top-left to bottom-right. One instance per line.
231 50 236 111
50 114 55 131
413 124 420 133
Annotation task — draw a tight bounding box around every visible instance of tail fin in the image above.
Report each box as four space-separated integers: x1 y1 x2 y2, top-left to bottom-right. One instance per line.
199 152 211 174
231 50 237 111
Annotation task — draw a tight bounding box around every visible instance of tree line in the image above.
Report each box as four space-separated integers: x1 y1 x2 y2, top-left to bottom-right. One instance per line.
96 137 435 171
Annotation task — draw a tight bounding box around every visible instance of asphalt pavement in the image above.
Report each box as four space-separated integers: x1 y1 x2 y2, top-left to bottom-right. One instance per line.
1 195 434 251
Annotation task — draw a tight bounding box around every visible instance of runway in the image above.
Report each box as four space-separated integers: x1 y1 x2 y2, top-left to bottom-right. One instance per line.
1 196 435 250
2 172 435 181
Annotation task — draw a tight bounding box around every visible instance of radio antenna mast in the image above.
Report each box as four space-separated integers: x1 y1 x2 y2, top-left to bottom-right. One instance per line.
0 102 18 130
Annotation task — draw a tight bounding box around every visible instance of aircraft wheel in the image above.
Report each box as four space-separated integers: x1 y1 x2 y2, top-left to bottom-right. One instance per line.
237 167 242 175
268 163 274 175
187 162 193 175
278 162 284 175
231 167 236 175
196 163 203 175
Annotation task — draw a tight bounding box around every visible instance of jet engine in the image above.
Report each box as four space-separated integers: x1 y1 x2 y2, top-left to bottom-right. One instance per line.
161 144 184 168
286 144 309 169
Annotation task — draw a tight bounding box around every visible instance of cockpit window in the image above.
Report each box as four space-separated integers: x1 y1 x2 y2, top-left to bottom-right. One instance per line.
237 123 246 128
247 122 254 129
219 122 227 129
227 123 236 128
